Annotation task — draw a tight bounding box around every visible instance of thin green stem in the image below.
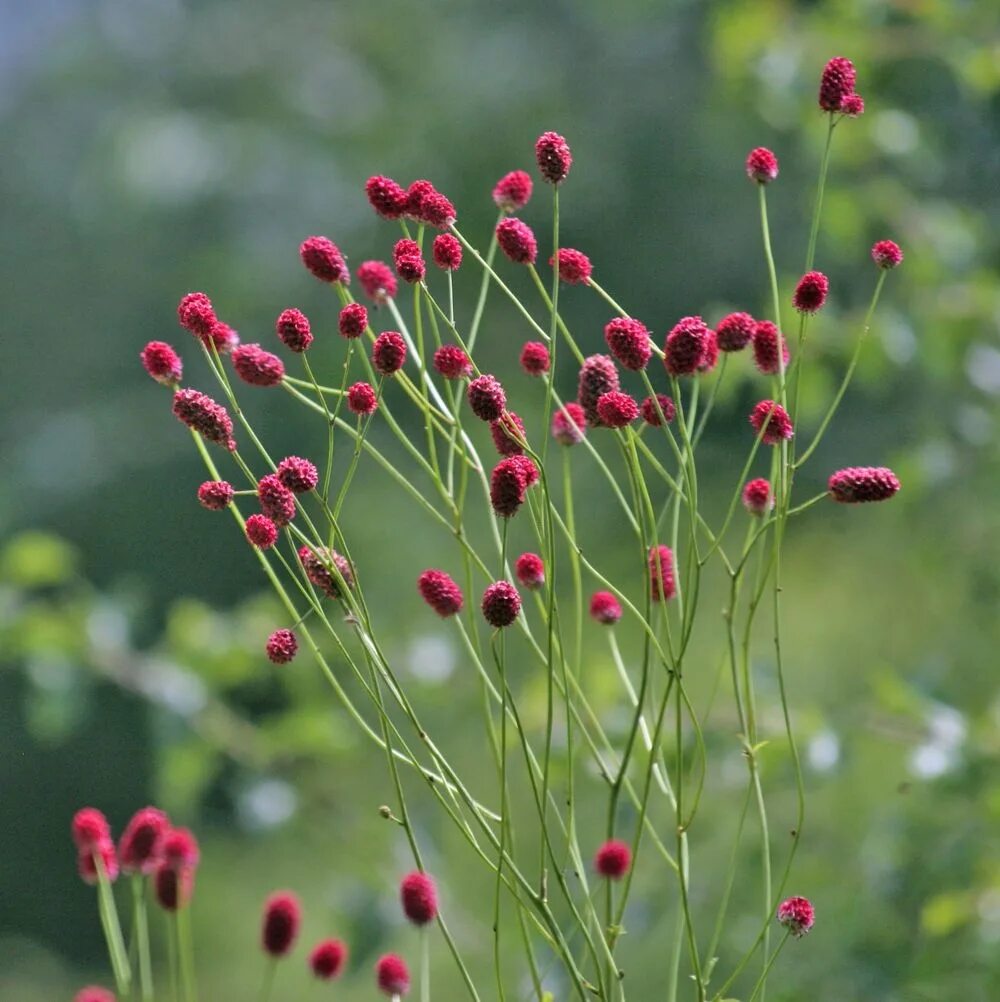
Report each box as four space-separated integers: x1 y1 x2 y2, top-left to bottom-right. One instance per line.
132 875 154 1002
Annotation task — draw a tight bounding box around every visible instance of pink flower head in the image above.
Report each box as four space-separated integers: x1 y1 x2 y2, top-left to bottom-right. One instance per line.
594 839 631 879
552 402 587 446
664 316 711 376
604 317 652 371
232 343 285 387
698 329 720 373
596 391 639 429
266 628 298 665
510 455 539 487
872 240 903 269
746 147 779 184
275 307 313 353
141 341 183 385
310 939 347 980
640 393 676 427
300 236 349 284
490 411 526 456
752 320 790 375
819 56 856 112
793 271 829 314
490 457 529 518
376 953 410 997
742 478 774 515
496 218 537 265
393 239 420 263
577 354 620 427
153 863 194 912
404 180 436 219
481 580 521 628
176 292 218 345
535 131 572 184
589 591 622 625
162 827 200 871
777 896 815 937
72 807 111 852
357 260 398 305
366 175 408 220
468 374 507 421
716 312 756 352
400 871 438 926
258 474 296 527
842 93 865 117
417 569 464 617
74 987 116 1002
262 891 301 957
172 388 235 450
78 840 119 885
245 514 278 549
298 546 354 599
405 180 456 228
648 545 676 602
493 170 533 212
373 331 407 376
198 480 234 510
276 456 318 494
520 341 550 376
433 344 473 379
206 321 240 353
515 552 545 590
338 303 368 339
551 248 592 285
395 253 426 284
828 466 900 503
749 399 794 445
119 807 169 876
432 233 463 271
347 381 378 416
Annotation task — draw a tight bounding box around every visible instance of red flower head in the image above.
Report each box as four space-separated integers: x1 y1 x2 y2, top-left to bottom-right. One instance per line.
300 236 349 284
433 344 473 379
535 131 572 184
496 218 537 265
172 389 235 450
828 466 900 503
258 474 296 527
520 341 551 376
749 400 794 445
777 896 815 937
119 807 169 876
842 93 865 117
468 374 507 421
338 303 368 339
698 329 720 373
594 839 631 879
664 316 711 376
493 170 533 212
400 871 438 926
597 391 639 429
515 552 545 590
262 891 301 957
510 455 539 487
419 191 457 229
310 939 347 980
640 393 676 427
275 307 313 353
404 180 435 219
232 344 285 387
393 239 420 263
589 591 623 625
78 840 119 885
490 457 529 518
716 312 756 352
198 480 234 510
552 402 587 446
649 545 676 602
417 569 464 617
752 321 790 375
395 253 426 284
490 411 526 456
482 580 521 628
357 260 398 305
792 271 829 314
376 953 410 997
551 248 592 285
73 808 111 852
176 292 223 349
245 514 278 549
74 987 116 1002
373 331 407 376
604 317 652 371
298 546 354 599
819 56 856 112
432 233 463 271
266 629 298 665
366 175 408 220
162 827 200 871
347 381 378 416
153 863 194 912
577 354 620 427
141 341 183 385
872 240 903 269
746 147 779 184
742 478 774 515
276 456 319 494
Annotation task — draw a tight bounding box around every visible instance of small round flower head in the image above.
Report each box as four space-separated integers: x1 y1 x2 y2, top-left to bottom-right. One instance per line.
648 545 676 602
792 271 829 314
206 320 240 353
715 312 756 352
357 260 398 305
594 839 631 879
872 239 903 270
490 411 526 456
589 591 622 625
298 546 354 599
432 233 462 271
338 303 368 339
246 514 278 549
310 939 347 980
777 896 815 937
393 239 420 263
417 569 464 617
404 180 436 219
749 400 794 445
551 248 592 285
153 863 194 911
698 330 720 373
535 131 572 184
366 175 408 220
742 478 774 515
197 480 234 510
828 466 900 503
74 987 116 1002
177 292 217 342
376 953 411 997
496 218 538 265
276 456 319 494
347 381 378 416
73 808 111 852
515 552 545 590
493 170 533 212
395 252 426 284
664 316 710 376
162 827 200 871
262 891 301 957
119 807 169 875
510 455 540 487
552 402 587 445
266 628 298 665
819 56 856 112
520 341 550 376
752 321 790 375
373 331 407 376
746 147 779 184
640 393 676 427
141 341 183 385
841 93 865 117
596 391 639 429
418 190 457 229
400 871 438 926
300 236 349 284
468 374 507 421
232 343 285 387
433 344 473 379
78 840 120 885
577 354 620 427
275 308 313 353
490 457 529 517
258 474 296 527
604 317 652 371
172 389 235 450
482 580 521 628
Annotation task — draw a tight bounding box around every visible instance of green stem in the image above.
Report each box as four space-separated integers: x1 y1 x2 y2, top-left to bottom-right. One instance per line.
132 875 154 1002
94 854 131 997
176 907 197 1002
256 958 276 1002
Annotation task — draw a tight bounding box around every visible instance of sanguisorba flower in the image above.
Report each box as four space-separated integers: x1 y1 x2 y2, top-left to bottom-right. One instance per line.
365 175 408 220
493 169 533 212
299 546 354 599
596 391 639 429
819 56 856 112
841 93 865 117
589 591 623 625
376 954 411 997
640 394 676 427
489 458 529 518
742 478 774 515
338 303 368 339
400 871 438 926
373 331 407 376
746 147 779 184
347 381 378 416
417 569 464 617
245 514 278 549
78 841 120 885
551 248 592 285
604 317 652 371
73 808 112 852
752 320 790 375
648 545 676 602
749 399 794 445
357 260 397 305
310 939 347 980
276 456 319 494
118 807 169 876
827 466 900 503
715 311 756 352
577 354 620 427
265 629 298 665
433 344 472 380
551 402 587 446
141 341 183 385
177 292 232 352
155 826 199 912
872 239 903 269
515 552 545 590
519 341 550 376
490 411 526 456
172 388 235 450
481 581 521 628
535 131 572 184
495 217 538 265
594 839 631 879
664 316 711 376
467 374 507 421
777 896 815 937
300 236 349 284
258 473 296 527
261 891 302 957
275 307 313 353
198 480 234 510
232 344 285 387
74 987 116 1002
792 270 829 314
432 233 463 271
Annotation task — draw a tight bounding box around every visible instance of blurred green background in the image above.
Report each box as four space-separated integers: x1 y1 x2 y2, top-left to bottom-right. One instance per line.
2 0 1000 999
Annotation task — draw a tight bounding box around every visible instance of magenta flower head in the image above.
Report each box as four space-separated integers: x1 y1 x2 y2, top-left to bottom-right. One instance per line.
828 466 900 503
198 480 234 510
258 474 296 527
73 808 111 852
578 354 620 427
496 218 537 265
141 342 183 385
176 292 219 347
520 341 551 376
552 402 587 446
433 344 473 379
276 456 319 494
468 374 507 421
395 254 426 284
491 411 526 456
300 236 349 284
551 248 592 285
373 331 407 376
78 841 119 885
276 308 313 353
819 56 856 112
347 381 378 416
777 896 815 937
266 629 298 665
746 147 779 184
665 316 711 376
357 260 398 305
490 457 529 518
404 180 435 219
597 391 639 429
172 388 235 450
535 131 572 184
74 987 116 1002
338 303 368 339
749 400 794 445
515 552 545 590
716 312 756 352
752 321 790 375
482 580 521 628
153 864 194 912
872 240 903 269
742 478 774 515
640 393 676 427
792 271 829 314
246 514 278 549
493 170 533 212
432 233 463 271
376 953 410 997
511 455 539 487
589 591 622 625
649 545 676 602
233 344 285 387
310 939 347 980
119 807 169 876
405 180 456 229
366 175 408 220
262 891 301 958
299 546 354 599
417 569 464 617
605 317 652 371
842 93 865 117
400 871 438 926
594 839 631 879
162 827 200 872
698 330 720 373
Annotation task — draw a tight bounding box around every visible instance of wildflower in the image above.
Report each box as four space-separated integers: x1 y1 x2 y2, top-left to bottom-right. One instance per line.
72 808 111 852
347 381 378 416
841 94 865 117
872 240 903 269
493 170 533 212
275 308 313 353
482 581 521 628
490 411 526 456
365 175 408 220
404 180 436 220
698 330 720 373
715 312 756 352
266 629 298 665
74 987 116 1002
749 400 794 445
276 456 318 494
535 131 572 184
594 839 631 879
393 239 420 263
468 374 507 421
551 248 592 285
119 807 169 876
510 455 539 487
198 481 234 510
373 331 407 376
746 147 779 184
490 458 529 517
257 474 295 527
649 545 676 602
400 871 438 926
141 341 183 385
596 391 639 428
752 321 790 375
515 552 545 590
177 292 216 342
376 954 410 997
496 218 537 265
232 343 285 387
245 514 278 549
777 896 815 937
578 354 620 426
792 271 829 314
417 570 464 617
520 341 550 376
819 56 856 112
78 841 119 885
162 827 200 871
433 344 472 379
357 261 397 305
742 478 774 515
299 546 354 599
262 891 301 957
310 939 347 980
828 466 900 503
604 317 651 371
339 303 368 339
300 236 349 284
153 865 194 911
406 180 456 228
664 316 711 376
432 233 463 270
552 402 587 445
640 393 675 427
172 388 235 450
589 591 622 625
395 254 426 284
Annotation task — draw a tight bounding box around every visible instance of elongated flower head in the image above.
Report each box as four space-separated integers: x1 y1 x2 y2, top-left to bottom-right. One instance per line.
578 354 620 426
153 863 194 911
73 808 111 852
746 147 779 184
589 591 622 625
842 93 865 117
749 400 794 445
266 629 298 665
433 344 472 379
490 411 526 456
338 303 368 339
552 402 587 445
664 316 711 376
376 953 410 997
604 317 651 371
510 455 539 487
552 248 592 285
468 374 507 421
366 175 408 220
176 292 217 343
742 478 774 515
828 466 900 503
395 253 426 284
648 545 676 602
520 341 550 376
119 807 169 875
432 233 463 270
141 341 183 385
233 343 285 387
777 896 815 937
310 939 347 980
515 552 545 590
406 180 456 228
752 320 790 375
793 271 829 314
482 581 521 628
275 308 313 353
347 381 378 416
198 480 234 510
300 236 349 284
299 546 354 599
262 891 301 957
715 312 756 352
493 170 533 212
594 839 631 879
258 474 296 527
172 389 235 450
393 238 420 263
373 331 407 375
496 218 537 265
535 131 572 184
640 393 675 427
400 871 438 926
357 260 397 305
276 456 319 494
245 514 278 549
74 987 116 1002
417 569 464 617
490 458 528 517
872 240 903 269
698 329 720 373
78 840 119 885
596 391 639 428
819 56 856 111
404 180 436 219
162 827 200 871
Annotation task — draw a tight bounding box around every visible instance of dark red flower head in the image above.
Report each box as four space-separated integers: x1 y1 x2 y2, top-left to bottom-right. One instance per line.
78 841 119 885
347 381 378 416
742 478 774 515
245 514 278 549
373 331 407 376
596 391 639 429
510 455 539 487
141 342 183 385
366 175 408 220
577 354 620 427
310 939 347 980
433 344 473 379
172 389 235 450
432 233 463 271
482 580 521 628
594 839 631 879
604 317 652 371
74 987 116 1002
777 896 815 937
162 827 200 871
73 808 111 852
357 260 398 305
841 93 865 117
262 891 301 957
535 131 572 184
176 292 218 344
551 248 592 285
275 308 313 353
339 303 368 339
752 321 790 375
715 312 756 352
395 253 426 284
258 474 296 527
819 56 856 112
698 329 720 373
198 480 234 510
405 180 456 228
496 218 537 265
746 147 779 184
393 239 420 263
417 569 464 617
640 393 676 427
589 591 622 625
153 863 194 912
300 236 349 284
119 807 169 875
828 466 900 503
298 546 354 599
872 240 903 269
400 871 438 926
664 316 711 376
468 374 507 421
515 552 545 590
490 458 529 518
552 402 587 445
520 341 550 376
376 953 410 997
266 629 298 665
792 271 829 314
276 456 319 494
649 545 676 602
490 411 526 456
233 344 285 387
493 170 533 212
404 180 435 220
749 400 794 445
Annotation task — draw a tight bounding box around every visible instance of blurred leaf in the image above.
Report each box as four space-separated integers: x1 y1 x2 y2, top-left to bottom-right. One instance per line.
0 532 78 588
